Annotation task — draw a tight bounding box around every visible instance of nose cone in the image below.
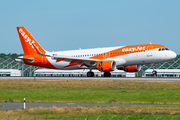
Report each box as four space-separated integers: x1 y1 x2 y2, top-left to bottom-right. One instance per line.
169 51 177 60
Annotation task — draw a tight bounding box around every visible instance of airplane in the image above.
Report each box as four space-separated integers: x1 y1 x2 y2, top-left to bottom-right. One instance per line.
15 26 177 77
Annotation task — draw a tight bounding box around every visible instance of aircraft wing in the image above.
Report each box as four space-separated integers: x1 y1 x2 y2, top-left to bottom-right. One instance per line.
45 54 101 68
51 55 100 62
32 44 101 67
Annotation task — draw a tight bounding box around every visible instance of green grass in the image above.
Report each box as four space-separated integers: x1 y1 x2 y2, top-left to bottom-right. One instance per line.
1 79 180 116
1 106 180 119
0 79 180 105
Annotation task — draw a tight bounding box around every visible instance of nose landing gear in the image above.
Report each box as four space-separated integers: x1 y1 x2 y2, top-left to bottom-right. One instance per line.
152 70 157 75
152 63 157 75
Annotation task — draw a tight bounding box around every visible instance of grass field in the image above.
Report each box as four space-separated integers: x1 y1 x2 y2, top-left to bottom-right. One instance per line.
1 106 180 119
0 79 180 104
0 106 180 117
1 79 180 117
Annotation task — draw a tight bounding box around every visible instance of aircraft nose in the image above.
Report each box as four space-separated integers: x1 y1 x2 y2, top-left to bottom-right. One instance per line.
170 51 177 60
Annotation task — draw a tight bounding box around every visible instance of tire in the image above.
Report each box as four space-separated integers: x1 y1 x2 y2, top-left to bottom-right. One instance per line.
87 72 94 77
104 72 111 77
152 70 157 75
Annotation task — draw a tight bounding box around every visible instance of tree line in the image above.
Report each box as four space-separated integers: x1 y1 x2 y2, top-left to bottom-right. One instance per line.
0 53 24 58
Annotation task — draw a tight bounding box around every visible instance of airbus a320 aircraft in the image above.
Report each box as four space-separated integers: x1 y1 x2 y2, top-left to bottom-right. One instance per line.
15 26 177 77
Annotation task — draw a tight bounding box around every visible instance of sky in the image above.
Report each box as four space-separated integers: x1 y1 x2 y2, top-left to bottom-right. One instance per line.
0 0 180 54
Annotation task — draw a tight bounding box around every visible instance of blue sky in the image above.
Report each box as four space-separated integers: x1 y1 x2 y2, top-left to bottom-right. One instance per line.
0 0 180 54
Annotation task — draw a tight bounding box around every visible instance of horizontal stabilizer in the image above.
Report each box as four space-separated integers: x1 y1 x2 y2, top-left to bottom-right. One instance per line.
15 57 34 63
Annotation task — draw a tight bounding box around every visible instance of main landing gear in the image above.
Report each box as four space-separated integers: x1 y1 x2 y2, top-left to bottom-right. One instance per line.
104 72 111 77
87 71 94 77
86 71 111 77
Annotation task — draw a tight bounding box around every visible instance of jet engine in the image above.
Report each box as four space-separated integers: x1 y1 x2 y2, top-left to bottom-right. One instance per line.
118 65 141 72
97 60 116 72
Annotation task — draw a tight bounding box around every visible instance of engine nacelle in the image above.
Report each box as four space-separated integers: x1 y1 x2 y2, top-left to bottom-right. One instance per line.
97 60 116 72
118 65 141 72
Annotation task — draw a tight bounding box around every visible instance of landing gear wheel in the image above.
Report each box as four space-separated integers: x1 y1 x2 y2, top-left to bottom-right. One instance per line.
104 72 111 77
152 70 157 75
87 71 94 77
151 63 157 75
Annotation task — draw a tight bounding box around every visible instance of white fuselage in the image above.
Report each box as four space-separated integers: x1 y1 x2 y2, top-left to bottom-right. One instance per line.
45 46 176 70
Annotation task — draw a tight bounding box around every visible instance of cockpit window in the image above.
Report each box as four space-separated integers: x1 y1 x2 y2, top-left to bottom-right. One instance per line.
158 48 169 51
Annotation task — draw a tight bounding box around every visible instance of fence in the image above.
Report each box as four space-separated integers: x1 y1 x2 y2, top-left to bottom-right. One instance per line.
0 57 180 77
0 114 180 120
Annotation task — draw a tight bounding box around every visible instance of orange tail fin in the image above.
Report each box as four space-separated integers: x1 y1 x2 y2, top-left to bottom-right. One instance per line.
17 26 46 55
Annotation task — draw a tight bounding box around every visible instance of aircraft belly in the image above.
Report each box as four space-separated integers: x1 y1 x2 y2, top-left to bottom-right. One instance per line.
120 54 145 65
120 52 153 65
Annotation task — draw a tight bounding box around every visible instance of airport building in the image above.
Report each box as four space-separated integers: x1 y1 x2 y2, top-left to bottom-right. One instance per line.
34 69 135 77
143 69 180 77
0 69 21 76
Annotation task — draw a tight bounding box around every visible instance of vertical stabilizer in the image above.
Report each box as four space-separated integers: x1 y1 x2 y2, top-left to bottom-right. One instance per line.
17 26 46 55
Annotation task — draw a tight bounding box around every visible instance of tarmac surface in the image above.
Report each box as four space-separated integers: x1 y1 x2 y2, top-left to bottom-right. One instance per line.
0 102 180 110
0 77 180 81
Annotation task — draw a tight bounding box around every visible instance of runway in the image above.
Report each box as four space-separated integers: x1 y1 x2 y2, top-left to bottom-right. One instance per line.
0 102 180 110
0 77 180 81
